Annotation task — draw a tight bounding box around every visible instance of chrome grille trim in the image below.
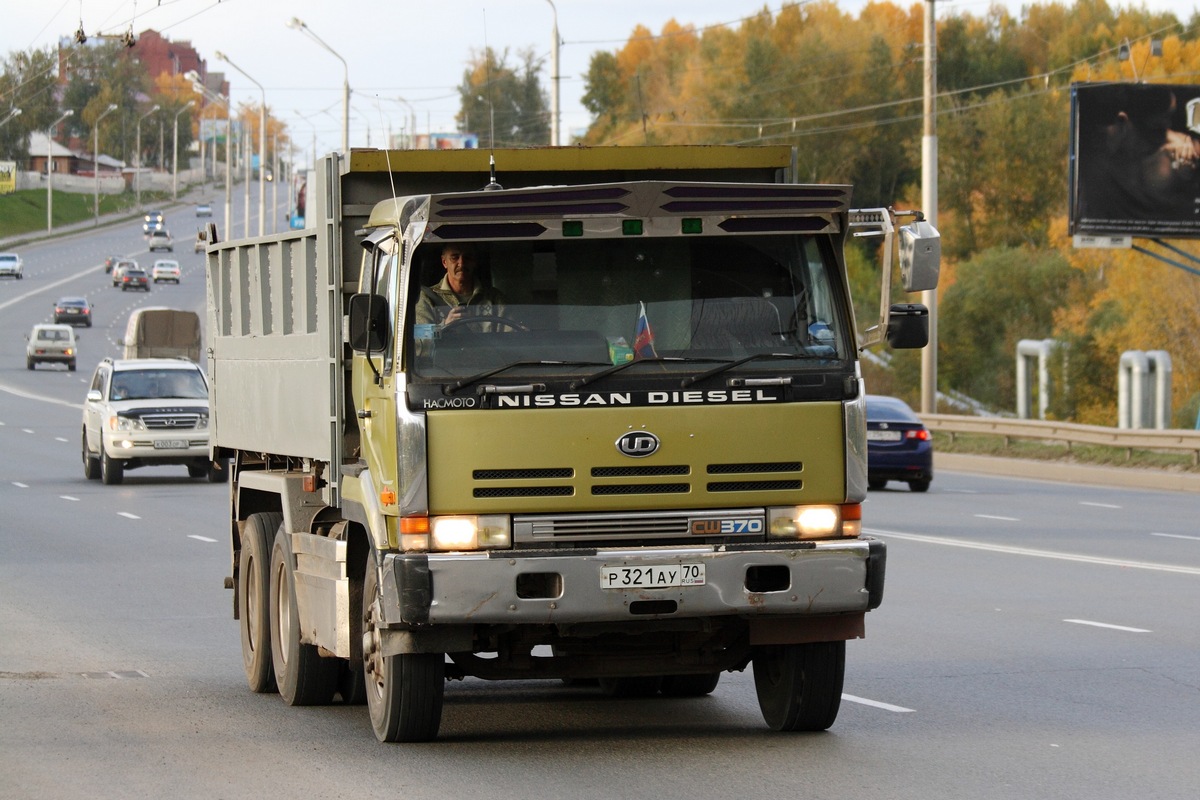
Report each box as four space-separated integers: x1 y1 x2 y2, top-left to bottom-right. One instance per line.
513 507 767 544
141 413 203 430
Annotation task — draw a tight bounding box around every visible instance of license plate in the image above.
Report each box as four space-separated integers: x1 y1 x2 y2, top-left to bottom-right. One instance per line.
601 564 705 590
867 430 902 441
153 439 188 450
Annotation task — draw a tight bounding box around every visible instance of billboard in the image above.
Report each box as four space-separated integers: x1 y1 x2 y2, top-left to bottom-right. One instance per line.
0 161 15 195
1070 82 1200 239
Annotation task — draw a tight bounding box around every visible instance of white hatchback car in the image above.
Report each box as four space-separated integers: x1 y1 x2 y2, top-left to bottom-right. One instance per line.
151 259 181 283
26 323 78 371
81 358 226 485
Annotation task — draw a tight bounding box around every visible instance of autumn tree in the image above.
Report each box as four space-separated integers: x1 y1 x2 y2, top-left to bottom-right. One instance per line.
0 47 62 161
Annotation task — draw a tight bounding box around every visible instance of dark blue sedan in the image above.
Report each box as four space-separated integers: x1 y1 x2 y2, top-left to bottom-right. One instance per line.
865 395 933 492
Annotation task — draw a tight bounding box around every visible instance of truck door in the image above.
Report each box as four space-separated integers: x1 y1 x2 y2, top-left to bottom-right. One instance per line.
352 234 402 504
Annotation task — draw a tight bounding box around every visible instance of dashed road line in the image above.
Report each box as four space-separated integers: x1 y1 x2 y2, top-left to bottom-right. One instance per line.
187 535 217 543
118 512 141 520
975 514 1019 521
842 694 914 713
869 529 1200 576
1152 533 1200 542
1064 619 1151 633
60 495 79 502
1081 501 1121 509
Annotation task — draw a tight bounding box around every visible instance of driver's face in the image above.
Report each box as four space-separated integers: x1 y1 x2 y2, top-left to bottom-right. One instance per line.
441 246 476 292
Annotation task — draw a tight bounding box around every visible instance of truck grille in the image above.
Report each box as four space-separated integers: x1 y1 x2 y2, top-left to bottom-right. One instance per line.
471 461 802 501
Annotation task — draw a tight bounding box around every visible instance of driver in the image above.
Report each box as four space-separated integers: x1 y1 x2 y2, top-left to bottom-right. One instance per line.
413 242 507 330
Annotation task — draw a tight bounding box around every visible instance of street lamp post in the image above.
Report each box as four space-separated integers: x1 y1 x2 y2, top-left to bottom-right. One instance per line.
93 103 118 226
546 0 560 146
395 96 417 149
187 72 234 238
136 104 160 210
173 100 195 200
216 51 267 237
287 18 349 153
46 109 74 233
294 110 317 171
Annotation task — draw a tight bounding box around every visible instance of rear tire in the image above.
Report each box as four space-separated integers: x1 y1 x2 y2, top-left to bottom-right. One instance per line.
270 525 338 706
909 479 931 493
363 549 444 742
867 478 887 490
100 449 123 485
752 641 845 732
239 512 280 694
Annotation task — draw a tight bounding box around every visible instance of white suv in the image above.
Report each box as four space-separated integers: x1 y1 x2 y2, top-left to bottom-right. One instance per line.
81 358 227 485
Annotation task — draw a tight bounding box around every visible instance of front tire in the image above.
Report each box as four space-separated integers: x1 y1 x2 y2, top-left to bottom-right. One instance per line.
752 641 845 732
82 431 100 480
269 525 338 706
363 549 444 742
100 449 123 485
239 512 280 693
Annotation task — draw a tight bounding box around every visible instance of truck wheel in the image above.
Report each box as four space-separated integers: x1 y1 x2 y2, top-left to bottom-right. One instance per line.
752 641 844 732
239 512 280 693
362 550 444 742
82 431 100 480
660 672 721 697
269 525 338 706
100 450 123 485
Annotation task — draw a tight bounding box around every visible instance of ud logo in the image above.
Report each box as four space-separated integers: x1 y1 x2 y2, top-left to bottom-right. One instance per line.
616 431 659 458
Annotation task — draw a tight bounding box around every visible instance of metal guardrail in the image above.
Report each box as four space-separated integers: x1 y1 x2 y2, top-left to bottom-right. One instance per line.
921 414 1200 466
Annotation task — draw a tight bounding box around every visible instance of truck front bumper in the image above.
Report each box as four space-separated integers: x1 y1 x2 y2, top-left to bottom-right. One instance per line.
380 538 885 626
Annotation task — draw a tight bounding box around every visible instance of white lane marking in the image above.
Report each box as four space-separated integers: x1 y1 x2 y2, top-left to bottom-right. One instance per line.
842 694 915 713
22 429 35 434
0 380 83 409
1081 501 1121 509
54 437 67 443
1152 533 1200 542
868 529 1200 576
187 535 217 543
975 514 1019 521
0 262 105 311
12 482 29 488
60 495 80 502
1064 619 1151 633
118 512 140 520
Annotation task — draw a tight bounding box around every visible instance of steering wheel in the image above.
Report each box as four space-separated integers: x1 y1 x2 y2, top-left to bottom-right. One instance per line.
440 314 528 333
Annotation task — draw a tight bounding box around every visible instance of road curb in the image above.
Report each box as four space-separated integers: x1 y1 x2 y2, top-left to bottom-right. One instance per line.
935 452 1200 494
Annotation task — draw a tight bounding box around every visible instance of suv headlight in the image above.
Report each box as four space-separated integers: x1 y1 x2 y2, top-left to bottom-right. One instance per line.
109 415 146 432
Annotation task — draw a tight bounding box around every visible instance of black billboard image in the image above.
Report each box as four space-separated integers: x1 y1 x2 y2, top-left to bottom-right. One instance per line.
1070 82 1200 238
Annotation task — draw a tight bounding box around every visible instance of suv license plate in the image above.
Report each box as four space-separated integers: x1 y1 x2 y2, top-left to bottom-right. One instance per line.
601 564 705 590
153 439 188 450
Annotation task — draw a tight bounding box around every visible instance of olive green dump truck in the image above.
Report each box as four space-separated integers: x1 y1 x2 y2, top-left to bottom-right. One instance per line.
206 145 939 742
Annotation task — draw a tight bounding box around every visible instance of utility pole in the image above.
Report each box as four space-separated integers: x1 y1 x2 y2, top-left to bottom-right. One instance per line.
921 0 939 415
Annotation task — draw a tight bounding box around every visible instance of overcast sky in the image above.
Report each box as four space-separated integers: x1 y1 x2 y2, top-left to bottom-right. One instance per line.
5 0 1198 163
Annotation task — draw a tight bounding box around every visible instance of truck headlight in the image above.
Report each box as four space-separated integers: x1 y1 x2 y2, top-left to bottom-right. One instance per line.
767 503 861 540
430 515 511 551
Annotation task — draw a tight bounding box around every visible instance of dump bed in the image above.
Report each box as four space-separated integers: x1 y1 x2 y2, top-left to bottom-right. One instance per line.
205 146 795 496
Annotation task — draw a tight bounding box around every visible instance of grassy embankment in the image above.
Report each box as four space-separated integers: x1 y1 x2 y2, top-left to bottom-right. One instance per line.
0 188 169 240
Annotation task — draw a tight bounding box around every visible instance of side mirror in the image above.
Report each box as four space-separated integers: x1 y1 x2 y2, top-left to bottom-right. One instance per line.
886 303 929 349
348 293 390 353
898 220 940 292
86 389 102 403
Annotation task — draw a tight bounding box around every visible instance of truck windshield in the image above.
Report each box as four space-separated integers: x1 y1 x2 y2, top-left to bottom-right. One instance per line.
404 234 848 384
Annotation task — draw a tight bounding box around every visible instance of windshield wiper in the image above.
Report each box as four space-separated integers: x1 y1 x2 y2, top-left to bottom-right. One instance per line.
446 360 610 395
570 356 728 390
680 352 821 388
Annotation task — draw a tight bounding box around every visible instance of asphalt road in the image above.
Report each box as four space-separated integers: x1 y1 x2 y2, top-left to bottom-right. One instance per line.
2 194 1198 799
